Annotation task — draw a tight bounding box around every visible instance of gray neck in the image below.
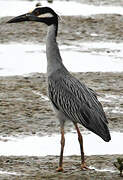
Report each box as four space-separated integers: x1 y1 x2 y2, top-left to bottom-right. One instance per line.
46 24 63 76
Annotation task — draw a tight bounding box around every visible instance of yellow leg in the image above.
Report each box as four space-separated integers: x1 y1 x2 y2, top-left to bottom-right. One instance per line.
56 127 65 172
74 123 88 170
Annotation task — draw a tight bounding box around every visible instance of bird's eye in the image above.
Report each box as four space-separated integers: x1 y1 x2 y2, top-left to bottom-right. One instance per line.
34 11 40 16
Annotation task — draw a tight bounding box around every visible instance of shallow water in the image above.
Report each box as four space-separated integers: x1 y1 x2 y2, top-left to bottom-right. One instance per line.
1 0 123 17
0 132 122 156
0 42 123 76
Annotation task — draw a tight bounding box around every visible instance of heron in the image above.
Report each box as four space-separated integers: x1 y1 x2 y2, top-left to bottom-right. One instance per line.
8 7 111 172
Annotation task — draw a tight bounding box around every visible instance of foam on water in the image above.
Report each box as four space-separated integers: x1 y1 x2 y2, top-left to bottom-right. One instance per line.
0 132 122 156
89 166 116 173
32 90 49 101
0 42 123 76
0 170 21 176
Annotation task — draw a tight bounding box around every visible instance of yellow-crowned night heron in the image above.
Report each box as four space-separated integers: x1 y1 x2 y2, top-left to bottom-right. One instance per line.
8 7 111 172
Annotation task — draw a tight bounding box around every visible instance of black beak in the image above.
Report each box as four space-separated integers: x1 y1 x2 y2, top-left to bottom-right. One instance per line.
7 13 30 23
7 8 55 25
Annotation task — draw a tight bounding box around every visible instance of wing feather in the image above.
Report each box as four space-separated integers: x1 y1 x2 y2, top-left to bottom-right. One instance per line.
48 70 108 127
47 69 110 141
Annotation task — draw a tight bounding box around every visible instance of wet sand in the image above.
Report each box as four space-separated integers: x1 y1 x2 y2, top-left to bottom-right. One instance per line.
0 155 123 180
0 72 123 179
1 14 123 44
0 7 123 180
0 72 123 136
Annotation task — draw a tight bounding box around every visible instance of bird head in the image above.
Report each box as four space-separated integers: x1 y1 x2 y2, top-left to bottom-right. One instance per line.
7 6 58 25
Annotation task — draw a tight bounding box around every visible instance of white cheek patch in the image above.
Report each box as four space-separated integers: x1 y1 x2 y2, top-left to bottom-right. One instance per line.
38 13 53 18
28 9 34 14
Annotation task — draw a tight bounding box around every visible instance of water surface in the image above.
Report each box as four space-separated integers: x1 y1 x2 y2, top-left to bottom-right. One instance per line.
0 132 122 156
0 42 123 76
1 1 123 17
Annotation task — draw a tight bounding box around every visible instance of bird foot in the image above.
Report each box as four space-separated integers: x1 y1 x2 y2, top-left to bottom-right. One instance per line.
81 163 89 170
56 167 64 172
120 172 123 177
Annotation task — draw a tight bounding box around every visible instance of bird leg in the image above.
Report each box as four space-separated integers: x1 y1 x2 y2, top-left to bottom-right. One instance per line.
56 127 65 172
74 123 88 170
120 170 123 177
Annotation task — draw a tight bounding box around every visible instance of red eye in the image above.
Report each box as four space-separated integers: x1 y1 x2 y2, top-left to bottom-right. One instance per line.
35 11 40 16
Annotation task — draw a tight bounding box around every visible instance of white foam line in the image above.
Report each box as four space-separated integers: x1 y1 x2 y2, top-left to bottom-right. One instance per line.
32 90 49 101
0 42 123 76
0 170 21 176
98 94 123 103
105 94 123 99
112 108 123 114
89 166 116 173
0 132 122 156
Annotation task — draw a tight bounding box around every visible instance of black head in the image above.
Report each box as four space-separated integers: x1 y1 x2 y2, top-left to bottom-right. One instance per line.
7 7 58 26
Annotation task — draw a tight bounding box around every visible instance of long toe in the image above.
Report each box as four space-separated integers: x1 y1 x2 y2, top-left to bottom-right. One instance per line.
56 167 64 172
81 163 89 171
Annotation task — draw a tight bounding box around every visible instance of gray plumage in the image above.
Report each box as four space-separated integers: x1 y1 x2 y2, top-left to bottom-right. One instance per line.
46 23 110 142
7 7 111 170
7 6 111 142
